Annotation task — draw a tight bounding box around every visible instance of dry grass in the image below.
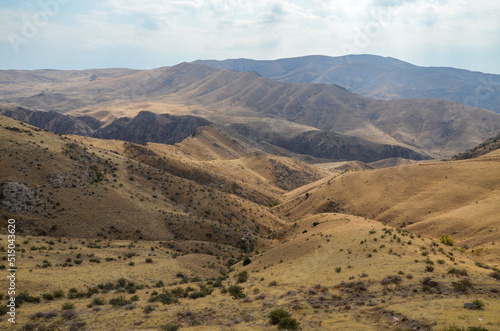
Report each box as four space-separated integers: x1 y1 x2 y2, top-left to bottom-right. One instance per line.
1 115 499 330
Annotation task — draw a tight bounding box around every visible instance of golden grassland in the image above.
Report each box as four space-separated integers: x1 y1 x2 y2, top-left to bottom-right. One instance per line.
0 115 499 330
0 214 499 330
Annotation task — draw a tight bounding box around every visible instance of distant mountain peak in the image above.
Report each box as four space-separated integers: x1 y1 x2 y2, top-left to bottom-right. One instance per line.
196 54 500 113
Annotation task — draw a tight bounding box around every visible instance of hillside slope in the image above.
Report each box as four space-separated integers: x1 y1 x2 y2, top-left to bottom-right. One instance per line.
1 63 500 158
0 115 292 251
197 54 500 113
279 152 500 263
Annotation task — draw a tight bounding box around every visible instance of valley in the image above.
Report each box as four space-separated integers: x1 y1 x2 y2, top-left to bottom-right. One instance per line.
0 58 499 330
0 113 499 330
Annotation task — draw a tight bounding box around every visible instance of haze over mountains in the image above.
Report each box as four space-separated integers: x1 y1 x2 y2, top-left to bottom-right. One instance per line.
197 54 500 113
1 58 499 162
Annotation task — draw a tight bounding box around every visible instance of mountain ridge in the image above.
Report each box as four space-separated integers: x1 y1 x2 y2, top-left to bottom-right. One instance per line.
196 54 500 113
1 61 500 159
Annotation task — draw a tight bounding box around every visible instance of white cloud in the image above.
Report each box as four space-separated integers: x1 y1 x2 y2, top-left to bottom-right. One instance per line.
0 0 499 72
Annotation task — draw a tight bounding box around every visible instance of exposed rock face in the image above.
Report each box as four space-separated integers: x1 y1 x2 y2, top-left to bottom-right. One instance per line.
93 111 212 145
52 142 109 188
0 107 98 136
1 181 40 214
238 234 255 252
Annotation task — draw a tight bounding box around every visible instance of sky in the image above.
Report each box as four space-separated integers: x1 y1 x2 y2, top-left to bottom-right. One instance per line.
0 0 499 73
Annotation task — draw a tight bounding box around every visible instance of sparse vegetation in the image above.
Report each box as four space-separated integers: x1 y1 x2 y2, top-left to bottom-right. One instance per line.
237 270 248 283
62 302 74 310
109 295 132 307
440 235 454 246
159 324 180 331
228 285 246 299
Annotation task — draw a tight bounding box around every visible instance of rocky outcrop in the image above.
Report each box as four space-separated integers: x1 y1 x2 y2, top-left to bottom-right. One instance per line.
93 111 211 145
1 181 41 214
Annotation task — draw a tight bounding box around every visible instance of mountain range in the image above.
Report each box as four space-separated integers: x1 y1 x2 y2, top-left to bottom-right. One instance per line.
197 54 500 113
1 55 500 330
1 59 499 162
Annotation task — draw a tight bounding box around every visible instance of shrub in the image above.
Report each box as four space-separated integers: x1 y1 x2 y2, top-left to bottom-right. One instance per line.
440 235 454 246
159 324 179 331
92 297 107 306
62 302 74 310
145 258 153 263
61 309 77 320
489 271 500 280
109 295 131 307
269 280 278 286
425 266 435 272
471 299 485 310
117 278 127 288
42 293 54 301
149 293 178 305
29 312 47 320
53 290 65 298
452 278 473 292
269 309 291 325
17 292 40 304
335 267 341 273
381 275 402 285
228 285 246 299
0 305 8 316
448 268 468 276
237 271 248 283
278 317 300 330
243 257 252 266
69 321 86 331
130 295 140 302
44 311 57 319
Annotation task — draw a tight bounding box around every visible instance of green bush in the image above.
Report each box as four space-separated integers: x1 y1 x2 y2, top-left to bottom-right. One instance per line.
278 317 300 330
62 302 74 310
268 309 291 325
448 268 468 276
237 271 248 283
243 257 252 266
130 295 140 302
91 297 107 306
453 278 473 292
471 299 485 310
228 285 246 299
109 295 131 307
42 293 54 301
440 235 454 246
149 293 179 305
53 290 65 298
159 324 179 331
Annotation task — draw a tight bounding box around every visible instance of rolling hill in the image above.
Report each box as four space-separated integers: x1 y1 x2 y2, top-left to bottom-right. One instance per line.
1 115 499 330
278 149 500 264
1 62 500 160
197 54 500 113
